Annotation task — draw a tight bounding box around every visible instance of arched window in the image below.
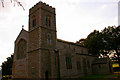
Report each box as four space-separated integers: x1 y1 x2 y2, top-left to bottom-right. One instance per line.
47 34 51 45
32 18 36 27
46 16 51 27
77 61 81 70
32 15 36 27
66 56 72 69
16 39 27 59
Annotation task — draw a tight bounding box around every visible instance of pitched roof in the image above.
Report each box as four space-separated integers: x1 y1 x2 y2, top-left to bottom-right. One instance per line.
57 39 85 47
15 29 28 43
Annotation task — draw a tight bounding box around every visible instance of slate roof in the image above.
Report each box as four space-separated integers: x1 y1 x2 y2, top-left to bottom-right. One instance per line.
57 39 85 47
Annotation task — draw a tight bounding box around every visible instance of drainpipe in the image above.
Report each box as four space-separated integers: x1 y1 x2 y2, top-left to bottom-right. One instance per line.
54 49 60 80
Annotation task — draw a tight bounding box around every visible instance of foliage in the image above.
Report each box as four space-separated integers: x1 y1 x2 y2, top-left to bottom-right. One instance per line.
77 26 120 58
77 30 104 56
102 26 120 51
102 26 120 64
76 38 86 46
1 54 13 76
85 30 104 56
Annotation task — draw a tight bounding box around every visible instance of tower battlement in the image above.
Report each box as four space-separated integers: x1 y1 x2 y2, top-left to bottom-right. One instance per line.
29 1 55 15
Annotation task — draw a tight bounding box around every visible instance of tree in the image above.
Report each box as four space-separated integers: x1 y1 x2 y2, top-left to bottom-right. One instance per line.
77 26 120 58
2 54 13 76
84 30 105 56
102 26 120 65
76 38 86 46
76 30 105 56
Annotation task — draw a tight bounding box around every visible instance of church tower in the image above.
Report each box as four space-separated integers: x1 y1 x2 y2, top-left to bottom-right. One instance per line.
27 1 57 79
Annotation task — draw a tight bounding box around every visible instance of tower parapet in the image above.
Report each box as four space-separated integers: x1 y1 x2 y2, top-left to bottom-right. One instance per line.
29 1 55 15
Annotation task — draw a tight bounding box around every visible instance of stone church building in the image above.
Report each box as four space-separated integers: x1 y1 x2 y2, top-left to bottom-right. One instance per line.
12 1 112 79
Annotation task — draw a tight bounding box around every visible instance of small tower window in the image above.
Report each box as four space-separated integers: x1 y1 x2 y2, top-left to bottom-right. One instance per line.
46 16 51 27
47 34 51 45
48 17 51 27
46 17 48 26
32 18 36 27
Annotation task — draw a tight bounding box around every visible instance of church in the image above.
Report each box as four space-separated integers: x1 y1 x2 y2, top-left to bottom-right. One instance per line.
12 1 113 79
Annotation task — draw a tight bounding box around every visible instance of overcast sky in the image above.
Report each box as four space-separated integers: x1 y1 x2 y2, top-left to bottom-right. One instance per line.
0 0 119 66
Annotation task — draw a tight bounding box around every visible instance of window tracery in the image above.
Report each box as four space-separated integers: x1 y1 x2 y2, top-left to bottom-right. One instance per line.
16 39 27 59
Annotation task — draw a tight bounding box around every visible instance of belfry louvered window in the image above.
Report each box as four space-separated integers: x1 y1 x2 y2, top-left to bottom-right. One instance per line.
32 18 36 27
46 16 51 27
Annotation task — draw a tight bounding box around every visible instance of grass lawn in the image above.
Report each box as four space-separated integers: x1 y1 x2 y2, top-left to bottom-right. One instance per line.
78 74 118 80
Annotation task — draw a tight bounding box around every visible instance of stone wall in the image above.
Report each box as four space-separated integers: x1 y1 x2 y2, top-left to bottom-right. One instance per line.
92 58 113 75
12 29 28 79
56 39 96 78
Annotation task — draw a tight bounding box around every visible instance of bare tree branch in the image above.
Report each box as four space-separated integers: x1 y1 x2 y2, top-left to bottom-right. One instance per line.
2 1 4 7
0 0 25 10
1 0 4 7
14 0 25 10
